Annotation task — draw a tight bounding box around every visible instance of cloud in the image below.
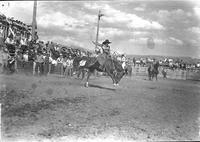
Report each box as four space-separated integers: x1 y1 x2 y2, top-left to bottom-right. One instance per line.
169 37 183 45
84 3 164 30
132 31 149 38
129 37 166 46
81 14 96 23
192 0 200 19
155 9 189 22
134 7 145 11
0 1 33 23
129 37 147 45
188 27 200 34
154 38 166 45
40 35 84 47
99 27 124 38
187 27 200 47
194 7 200 19
37 11 86 30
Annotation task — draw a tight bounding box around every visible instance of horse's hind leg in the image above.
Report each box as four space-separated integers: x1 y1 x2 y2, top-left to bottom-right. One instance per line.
148 72 151 81
107 70 116 85
152 74 155 81
85 70 92 87
81 69 85 80
77 70 80 78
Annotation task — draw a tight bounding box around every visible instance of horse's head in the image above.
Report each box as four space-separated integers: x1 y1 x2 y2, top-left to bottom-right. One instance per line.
112 60 126 84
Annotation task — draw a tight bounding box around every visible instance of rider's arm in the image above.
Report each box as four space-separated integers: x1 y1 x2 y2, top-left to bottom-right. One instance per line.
92 41 102 47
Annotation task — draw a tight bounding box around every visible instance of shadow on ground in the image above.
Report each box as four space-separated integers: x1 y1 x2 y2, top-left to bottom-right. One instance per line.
89 84 116 91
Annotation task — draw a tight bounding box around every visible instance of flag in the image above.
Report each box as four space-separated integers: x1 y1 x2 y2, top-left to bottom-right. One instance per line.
98 12 104 20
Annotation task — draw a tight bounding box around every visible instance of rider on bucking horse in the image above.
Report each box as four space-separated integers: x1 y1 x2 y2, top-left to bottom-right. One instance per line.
95 39 112 71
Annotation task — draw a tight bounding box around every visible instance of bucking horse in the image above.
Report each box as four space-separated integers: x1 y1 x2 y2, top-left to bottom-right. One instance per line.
73 55 126 87
147 61 159 81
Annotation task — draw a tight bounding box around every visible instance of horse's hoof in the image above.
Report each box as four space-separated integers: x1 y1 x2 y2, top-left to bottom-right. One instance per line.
113 83 116 86
85 82 89 87
116 84 119 86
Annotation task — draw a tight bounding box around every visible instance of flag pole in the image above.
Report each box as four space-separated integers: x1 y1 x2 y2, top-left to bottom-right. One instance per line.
95 10 103 52
32 0 37 42
32 0 37 75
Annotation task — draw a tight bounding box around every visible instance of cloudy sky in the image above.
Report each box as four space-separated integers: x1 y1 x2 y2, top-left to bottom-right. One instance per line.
0 0 200 58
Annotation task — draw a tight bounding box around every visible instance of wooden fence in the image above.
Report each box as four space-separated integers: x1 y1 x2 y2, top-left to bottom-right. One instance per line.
132 66 200 81
15 61 200 81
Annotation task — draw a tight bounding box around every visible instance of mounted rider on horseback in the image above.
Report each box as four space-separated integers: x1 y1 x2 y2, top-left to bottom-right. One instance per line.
148 58 159 80
94 39 112 71
73 39 125 87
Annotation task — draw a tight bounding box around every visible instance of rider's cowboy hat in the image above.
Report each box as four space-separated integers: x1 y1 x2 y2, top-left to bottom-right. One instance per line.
102 39 111 44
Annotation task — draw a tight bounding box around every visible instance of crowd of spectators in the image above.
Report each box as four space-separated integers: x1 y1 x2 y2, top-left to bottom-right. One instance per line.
0 14 92 76
132 57 200 71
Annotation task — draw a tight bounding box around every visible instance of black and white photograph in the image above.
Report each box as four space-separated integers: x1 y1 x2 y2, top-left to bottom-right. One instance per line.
0 0 200 141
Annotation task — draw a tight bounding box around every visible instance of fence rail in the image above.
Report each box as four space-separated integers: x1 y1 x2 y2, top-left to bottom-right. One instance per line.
132 66 200 81
13 61 200 81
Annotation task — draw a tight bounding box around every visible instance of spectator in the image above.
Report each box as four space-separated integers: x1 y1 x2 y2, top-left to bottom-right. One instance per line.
56 53 64 75
162 67 167 79
62 56 68 77
15 49 23 71
35 52 44 76
23 50 29 62
65 55 73 77
22 50 29 73
34 32 39 43
1 47 10 73
0 25 4 48
15 31 21 46
133 57 136 67
43 53 50 76
5 34 15 45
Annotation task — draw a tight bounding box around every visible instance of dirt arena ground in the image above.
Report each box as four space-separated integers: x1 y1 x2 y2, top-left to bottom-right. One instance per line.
0 73 200 142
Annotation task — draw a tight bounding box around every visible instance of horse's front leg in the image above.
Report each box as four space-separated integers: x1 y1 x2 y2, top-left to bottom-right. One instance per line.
85 70 91 87
107 70 116 86
111 74 117 86
81 69 85 80
77 69 81 79
112 76 116 85
152 73 154 81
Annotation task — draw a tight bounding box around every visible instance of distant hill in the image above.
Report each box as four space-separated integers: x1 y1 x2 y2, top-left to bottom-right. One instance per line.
126 54 200 64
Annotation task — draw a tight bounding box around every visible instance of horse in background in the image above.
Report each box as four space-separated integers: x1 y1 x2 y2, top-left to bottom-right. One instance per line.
148 61 159 81
162 67 167 79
